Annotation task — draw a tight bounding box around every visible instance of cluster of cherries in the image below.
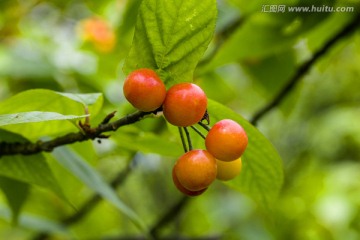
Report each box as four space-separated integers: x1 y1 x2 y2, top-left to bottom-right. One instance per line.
123 69 248 196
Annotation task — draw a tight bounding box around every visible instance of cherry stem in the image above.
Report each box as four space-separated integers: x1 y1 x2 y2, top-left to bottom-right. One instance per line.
84 107 90 125
178 127 188 153
190 126 206 140
183 127 193 151
198 121 211 132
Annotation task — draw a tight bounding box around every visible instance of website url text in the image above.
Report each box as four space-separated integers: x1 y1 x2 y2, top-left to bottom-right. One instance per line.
262 5 355 13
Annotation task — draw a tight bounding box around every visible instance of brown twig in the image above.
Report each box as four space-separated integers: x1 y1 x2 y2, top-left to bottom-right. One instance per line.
0 109 161 157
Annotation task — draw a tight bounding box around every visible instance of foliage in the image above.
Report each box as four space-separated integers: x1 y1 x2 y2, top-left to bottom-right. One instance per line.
0 0 360 239
124 0 217 86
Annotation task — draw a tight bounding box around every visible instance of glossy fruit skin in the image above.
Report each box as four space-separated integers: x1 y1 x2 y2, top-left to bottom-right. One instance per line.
172 168 207 196
173 149 217 191
205 119 248 161
163 83 207 127
123 69 166 112
216 158 242 181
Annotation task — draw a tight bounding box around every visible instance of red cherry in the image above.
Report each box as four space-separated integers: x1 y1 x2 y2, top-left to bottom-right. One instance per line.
123 69 166 112
163 83 207 127
205 119 248 161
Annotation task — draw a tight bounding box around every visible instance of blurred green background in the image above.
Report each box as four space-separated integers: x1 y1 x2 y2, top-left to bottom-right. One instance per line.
1 0 360 239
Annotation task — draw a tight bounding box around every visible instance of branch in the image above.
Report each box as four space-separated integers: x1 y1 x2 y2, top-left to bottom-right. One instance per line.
250 14 360 125
0 109 161 157
149 196 189 238
32 161 133 240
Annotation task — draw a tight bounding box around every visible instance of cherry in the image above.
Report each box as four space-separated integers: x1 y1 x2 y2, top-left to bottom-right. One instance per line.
205 119 248 161
163 83 207 127
123 69 166 112
80 17 116 52
216 158 242 181
172 168 207 196
173 149 217 191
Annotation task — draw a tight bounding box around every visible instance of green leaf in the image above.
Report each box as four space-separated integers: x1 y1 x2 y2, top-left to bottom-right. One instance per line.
0 130 67 202
197 71 237 104
0 204 69 234
0 176 30 224
305 12 355 52
55 92 103 108
118 0 143 36
207 99 284 210
207 14 297 69
52 146 149 235
114 126 183 157
242 50 296 94
227 0 265 15
203 12 329 71
0 89 83 115
0 111 88 127
0 89 103 138
124 0 217 86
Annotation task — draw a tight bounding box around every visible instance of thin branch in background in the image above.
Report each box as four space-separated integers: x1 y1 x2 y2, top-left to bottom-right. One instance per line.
103 234 221 240
0 109 161 157
149 196 189 239
250 14 360 125
64 163 132 225
32 161 133 240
